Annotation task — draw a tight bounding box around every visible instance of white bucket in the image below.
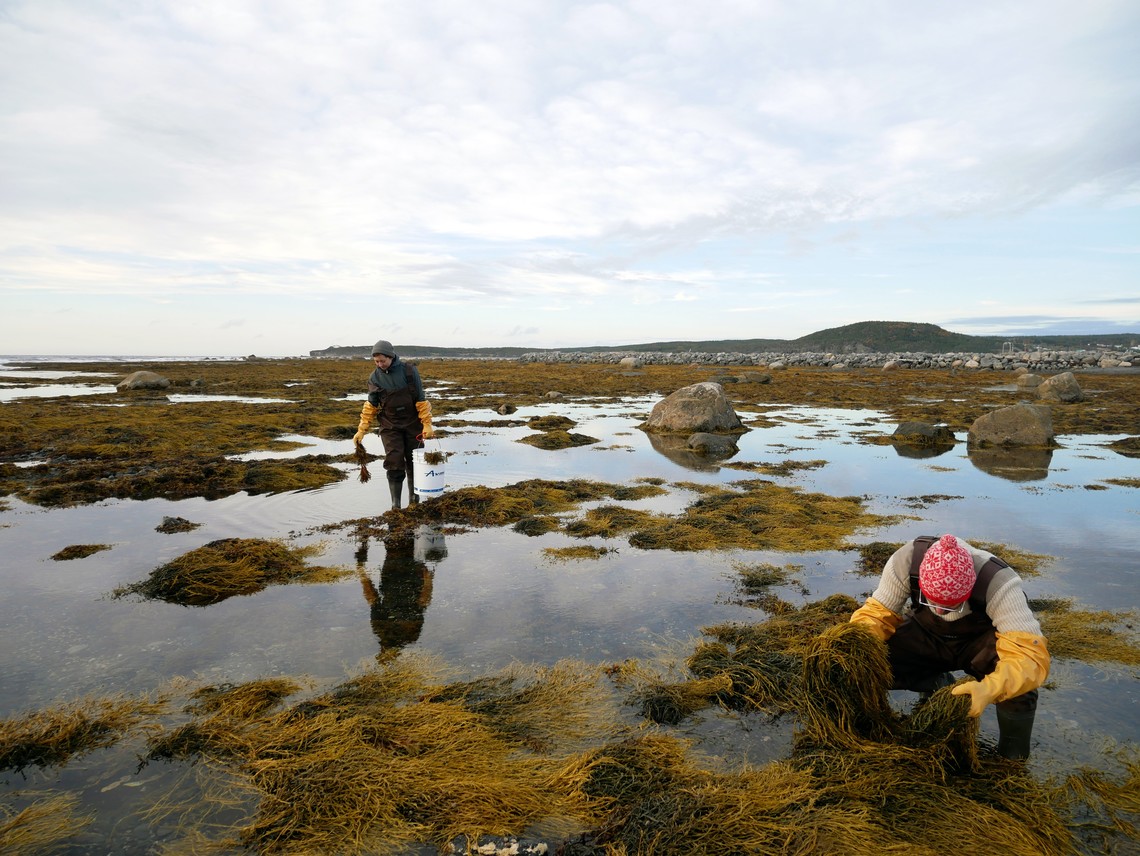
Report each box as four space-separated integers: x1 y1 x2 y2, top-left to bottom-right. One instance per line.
412 445 446 497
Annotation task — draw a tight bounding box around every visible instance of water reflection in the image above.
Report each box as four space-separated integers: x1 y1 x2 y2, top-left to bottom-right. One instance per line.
967 446 1054 481
891 443 956 460
355 527 444 656
644 432 724 471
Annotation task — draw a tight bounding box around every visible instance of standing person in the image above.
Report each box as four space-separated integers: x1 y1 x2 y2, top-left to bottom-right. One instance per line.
850 534 1050 760
352 339 434 508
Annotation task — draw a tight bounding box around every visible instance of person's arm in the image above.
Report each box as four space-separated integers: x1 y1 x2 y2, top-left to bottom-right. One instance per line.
849 543 913 641
353 402 378 445
951 632 1049 716
951 572 1050 716
409 365 433 437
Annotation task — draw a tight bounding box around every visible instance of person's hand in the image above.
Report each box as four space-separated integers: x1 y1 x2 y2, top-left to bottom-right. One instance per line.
355 402 378 445
950 680 997 717
416 401 434 439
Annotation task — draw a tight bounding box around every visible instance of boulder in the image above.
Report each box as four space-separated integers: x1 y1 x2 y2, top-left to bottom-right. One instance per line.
738 372 772 384
882 360 901 371
1016 373 1043 389
117 370 170 391
968 403 1054 447
891 421 955 446
618 356 643 369
686 432 739 458
1037 371 1083 403
641 382 745 434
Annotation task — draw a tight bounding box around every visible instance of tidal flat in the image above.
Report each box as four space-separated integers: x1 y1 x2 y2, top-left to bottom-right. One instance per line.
1 357 1138 854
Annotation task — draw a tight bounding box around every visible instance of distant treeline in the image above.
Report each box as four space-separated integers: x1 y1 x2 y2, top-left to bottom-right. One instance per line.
311 321 1138 359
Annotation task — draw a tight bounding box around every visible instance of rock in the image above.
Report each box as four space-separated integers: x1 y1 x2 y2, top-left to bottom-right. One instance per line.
882 360 901 371
968 403 1054 447
686 432 739 457
618 356 643 369
1016 373 1043 388
497 404 517 415
544 391 562 400
1037 371 1083 403
891 421 956 446
738 372 772 384
641 382 745 434
117 370 170 391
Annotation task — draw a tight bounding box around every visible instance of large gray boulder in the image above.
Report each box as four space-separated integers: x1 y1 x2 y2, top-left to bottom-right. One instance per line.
968 403 1054 447
117 370 170 391
1037 371 1083 403
641 382 745 434
891 421 955 446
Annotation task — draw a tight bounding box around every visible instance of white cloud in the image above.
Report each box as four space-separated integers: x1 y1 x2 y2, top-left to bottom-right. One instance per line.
1 0 1137 353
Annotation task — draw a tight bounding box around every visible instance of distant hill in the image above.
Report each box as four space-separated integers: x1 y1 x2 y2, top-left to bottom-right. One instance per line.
310 322 1138 359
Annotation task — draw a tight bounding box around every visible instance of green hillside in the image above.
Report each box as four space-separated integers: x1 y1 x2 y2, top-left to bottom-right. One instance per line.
311 322 1137 359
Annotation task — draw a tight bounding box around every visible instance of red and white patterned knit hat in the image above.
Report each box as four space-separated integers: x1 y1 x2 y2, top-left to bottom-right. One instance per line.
918 534 976 606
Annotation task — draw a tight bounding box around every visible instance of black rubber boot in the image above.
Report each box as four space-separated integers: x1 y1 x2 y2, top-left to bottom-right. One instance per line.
387 471 405 510
996 705 1036 760
406 468 419 505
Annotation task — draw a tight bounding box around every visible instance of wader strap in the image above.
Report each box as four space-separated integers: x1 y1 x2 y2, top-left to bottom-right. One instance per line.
908 536 1009 612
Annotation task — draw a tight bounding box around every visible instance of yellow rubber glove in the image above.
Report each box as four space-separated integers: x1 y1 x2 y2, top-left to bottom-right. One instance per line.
951 631 1050 717
353 402 378 445
849 597 904 643
415 400 434 439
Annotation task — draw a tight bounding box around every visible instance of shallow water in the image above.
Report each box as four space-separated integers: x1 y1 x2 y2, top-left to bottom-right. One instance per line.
1 369 1138 849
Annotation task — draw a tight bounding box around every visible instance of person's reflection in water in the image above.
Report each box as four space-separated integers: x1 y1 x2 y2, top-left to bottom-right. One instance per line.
356 531 434 657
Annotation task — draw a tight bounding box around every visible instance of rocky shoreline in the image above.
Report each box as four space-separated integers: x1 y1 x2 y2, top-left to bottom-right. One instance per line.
517 347 1138 372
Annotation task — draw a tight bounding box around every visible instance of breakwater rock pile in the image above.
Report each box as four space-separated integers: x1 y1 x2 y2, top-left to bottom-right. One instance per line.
518 348 1138 372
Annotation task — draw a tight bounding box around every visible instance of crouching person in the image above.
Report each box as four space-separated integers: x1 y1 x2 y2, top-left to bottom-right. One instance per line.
850 534 1050 760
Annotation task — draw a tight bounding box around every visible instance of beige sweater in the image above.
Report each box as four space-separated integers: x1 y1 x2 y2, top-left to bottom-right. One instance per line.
870 536 1042 635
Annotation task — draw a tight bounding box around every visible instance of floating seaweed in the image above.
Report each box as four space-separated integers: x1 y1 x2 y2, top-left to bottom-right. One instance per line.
140 657 616 854
518 430 600 450
0 794 93 854
155 516 201 534
1031 599 1140 667
49 543 111 561
0 694 166 773
113 538 347 606
542 545 617 562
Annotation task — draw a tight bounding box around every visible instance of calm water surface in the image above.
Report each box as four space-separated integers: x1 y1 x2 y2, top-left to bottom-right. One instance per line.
1 369 1138 849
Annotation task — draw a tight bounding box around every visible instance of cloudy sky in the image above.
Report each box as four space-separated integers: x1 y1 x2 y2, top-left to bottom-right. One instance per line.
2 1 1138 356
